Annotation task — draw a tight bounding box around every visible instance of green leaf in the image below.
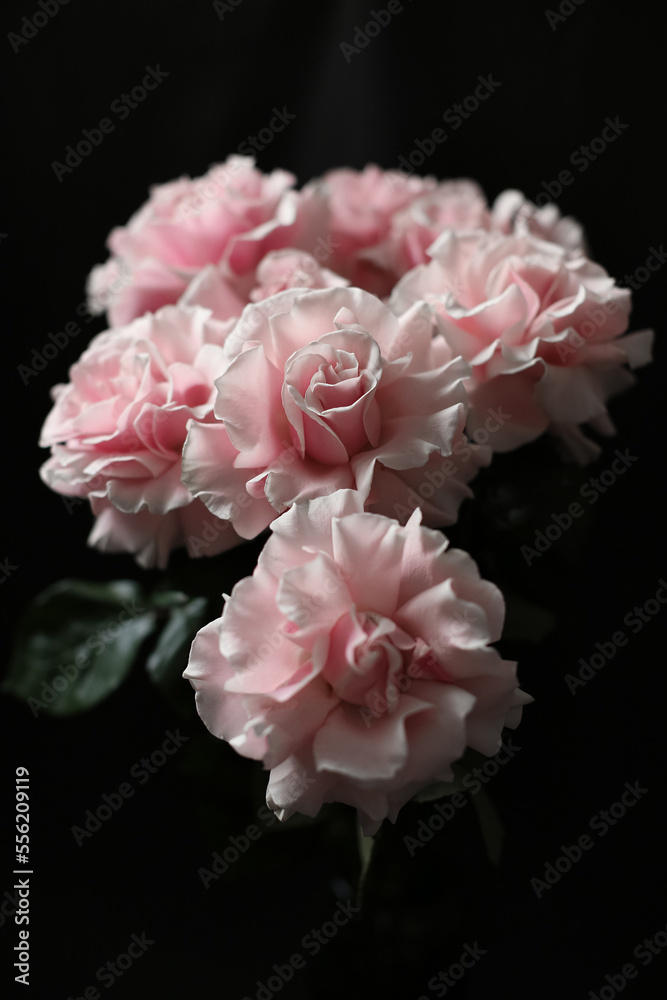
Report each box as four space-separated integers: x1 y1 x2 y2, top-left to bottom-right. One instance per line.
146 594 208 687
4 579 157 716
148 589 193 610
356 822 376 907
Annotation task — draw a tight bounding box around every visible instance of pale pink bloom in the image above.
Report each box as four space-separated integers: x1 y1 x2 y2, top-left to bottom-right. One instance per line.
390 230 653 458
322 165 436 295
175 248 349 326
367 182 586 283
320 169 585 295
490 189 586 253
184 491 530 834
86 495 238 570
249 249 349 301
86 156 327 326
40 305 240 568
182 286 486 537
366 179 491 278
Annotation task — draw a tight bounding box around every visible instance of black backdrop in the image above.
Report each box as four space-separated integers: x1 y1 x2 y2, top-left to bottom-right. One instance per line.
2 1 666 998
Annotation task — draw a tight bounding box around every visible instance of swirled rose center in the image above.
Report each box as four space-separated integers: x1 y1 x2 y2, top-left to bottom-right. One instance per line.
283 331 383 463
322 609 419 705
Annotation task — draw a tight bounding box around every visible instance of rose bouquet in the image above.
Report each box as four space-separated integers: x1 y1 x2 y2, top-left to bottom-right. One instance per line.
8 156 652 858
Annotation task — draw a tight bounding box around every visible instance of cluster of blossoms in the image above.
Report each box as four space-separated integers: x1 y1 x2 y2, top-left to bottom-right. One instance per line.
39 156 652 829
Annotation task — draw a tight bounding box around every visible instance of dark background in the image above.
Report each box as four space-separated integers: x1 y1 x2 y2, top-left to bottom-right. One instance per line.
2 1 666 997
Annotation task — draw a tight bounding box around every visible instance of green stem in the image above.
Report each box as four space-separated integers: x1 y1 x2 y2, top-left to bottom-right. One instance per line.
355 822 376 909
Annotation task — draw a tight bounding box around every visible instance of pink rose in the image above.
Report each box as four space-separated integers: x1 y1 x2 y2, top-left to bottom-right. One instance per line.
390 230 653 458
184 491 530 834
367 182 586 282
490 189 586 253
182 286 484 538
249 249 349 301
322 165 436 294
85 495 234 570
367 179 491 277
40 305 240 568
176 248 349 325
87 156 328 326
320 168 585 296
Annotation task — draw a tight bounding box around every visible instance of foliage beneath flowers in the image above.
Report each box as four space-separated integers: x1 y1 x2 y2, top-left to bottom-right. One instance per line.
147 593 208 687
4 580 208 716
